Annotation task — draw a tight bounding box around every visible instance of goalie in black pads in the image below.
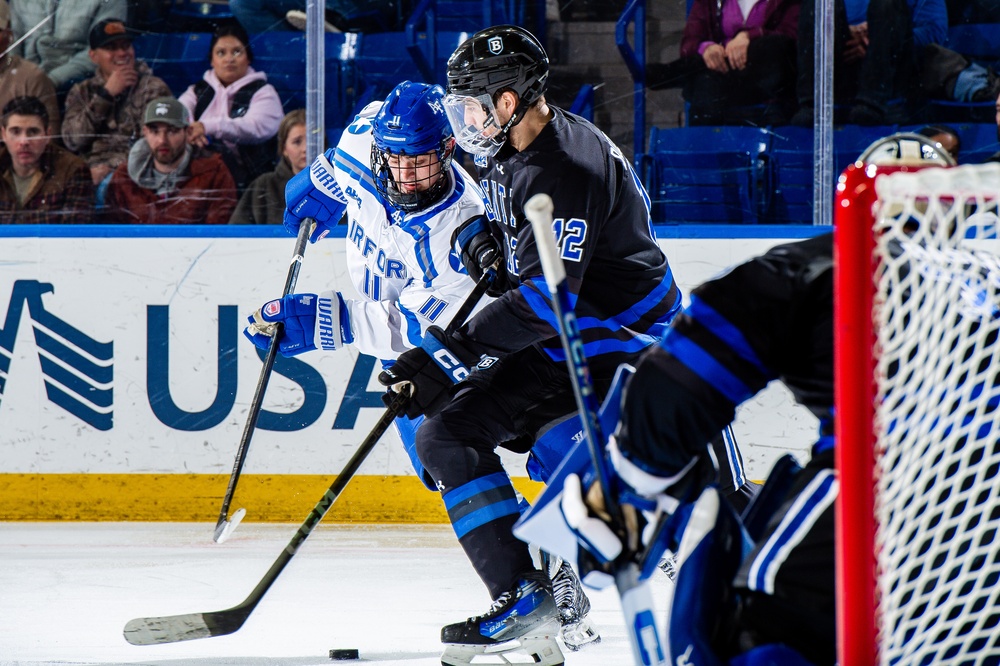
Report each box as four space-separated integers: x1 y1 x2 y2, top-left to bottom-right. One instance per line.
541 134 958 666
375 24 756 666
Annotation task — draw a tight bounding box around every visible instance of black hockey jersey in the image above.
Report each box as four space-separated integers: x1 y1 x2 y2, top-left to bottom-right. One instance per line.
458 106 682 374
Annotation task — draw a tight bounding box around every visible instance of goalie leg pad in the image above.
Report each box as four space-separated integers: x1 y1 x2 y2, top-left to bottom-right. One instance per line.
668 486 746 666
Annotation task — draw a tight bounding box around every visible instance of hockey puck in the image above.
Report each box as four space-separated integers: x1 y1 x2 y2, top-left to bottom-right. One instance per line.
329 648 360 660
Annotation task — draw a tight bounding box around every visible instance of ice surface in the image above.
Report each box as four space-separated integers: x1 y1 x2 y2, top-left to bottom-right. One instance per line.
0 522 671 665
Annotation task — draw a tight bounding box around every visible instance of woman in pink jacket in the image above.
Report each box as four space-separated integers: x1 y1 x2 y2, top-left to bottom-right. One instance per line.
178 22 283 193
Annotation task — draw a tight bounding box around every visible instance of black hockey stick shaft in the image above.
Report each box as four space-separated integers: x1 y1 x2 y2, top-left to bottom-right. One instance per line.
214 218 316 543
524 193 667 666
124 270 492 646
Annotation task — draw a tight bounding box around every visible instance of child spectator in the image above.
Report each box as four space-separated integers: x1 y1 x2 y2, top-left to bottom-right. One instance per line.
62 18 171 196
104 96 237 224
9 0 128 92
0 96 93 224
229 108 307 225
177 22 283 194
0 0 61 136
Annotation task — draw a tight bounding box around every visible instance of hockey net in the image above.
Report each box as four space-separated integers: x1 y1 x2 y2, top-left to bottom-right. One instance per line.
835 162 1000 665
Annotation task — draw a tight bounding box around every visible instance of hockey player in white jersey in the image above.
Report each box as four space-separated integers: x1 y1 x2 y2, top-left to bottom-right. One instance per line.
242 80 598 654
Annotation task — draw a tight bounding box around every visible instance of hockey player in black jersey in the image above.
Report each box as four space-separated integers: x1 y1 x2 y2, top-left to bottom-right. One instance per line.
375 24 753 666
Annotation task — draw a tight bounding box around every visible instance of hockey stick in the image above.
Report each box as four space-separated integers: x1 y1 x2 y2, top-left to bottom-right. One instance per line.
124 269 492 646
523 194 667 666
213 219 316 544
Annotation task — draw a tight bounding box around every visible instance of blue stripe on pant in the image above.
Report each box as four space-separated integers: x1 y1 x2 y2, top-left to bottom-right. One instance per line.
444 472 536 597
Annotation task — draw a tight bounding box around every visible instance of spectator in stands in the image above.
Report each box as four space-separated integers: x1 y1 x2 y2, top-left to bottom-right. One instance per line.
230 0 406 33
62 18 171 204
229 108 306 225
0 96 93 224
9 0 128 92
916 124 960 160
177 22 283 194
0 0 62 137
646 0 800 126
104 96 237 224
792 0 948 126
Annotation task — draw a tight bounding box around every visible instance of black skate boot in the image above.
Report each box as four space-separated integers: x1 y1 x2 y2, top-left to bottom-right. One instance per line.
440 571 563 666
548 556 601 651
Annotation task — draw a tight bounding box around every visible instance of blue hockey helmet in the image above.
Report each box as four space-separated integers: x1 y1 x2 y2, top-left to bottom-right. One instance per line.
371 81 456 212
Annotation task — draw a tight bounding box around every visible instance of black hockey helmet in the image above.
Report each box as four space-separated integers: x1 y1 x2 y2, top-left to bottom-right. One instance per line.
446 25 549 106
443 26 549 157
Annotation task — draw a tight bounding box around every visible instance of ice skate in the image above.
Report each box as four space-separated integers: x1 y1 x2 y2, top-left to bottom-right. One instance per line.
548 556 601 651
440 572 563 666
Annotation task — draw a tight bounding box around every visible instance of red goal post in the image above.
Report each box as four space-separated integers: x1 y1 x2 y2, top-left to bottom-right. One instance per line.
834 160 1000 665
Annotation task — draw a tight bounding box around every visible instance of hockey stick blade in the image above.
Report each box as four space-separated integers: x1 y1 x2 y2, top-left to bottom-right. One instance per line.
213 507 246 544
125 271 493 647
524 193 667 666
124 604 251 645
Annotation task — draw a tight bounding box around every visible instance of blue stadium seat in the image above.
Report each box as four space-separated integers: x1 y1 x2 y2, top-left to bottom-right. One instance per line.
250 32 358 129
768 125 896 224
947 23 1000 61
352 32 423 111
645 126 771 224
133 32 212 96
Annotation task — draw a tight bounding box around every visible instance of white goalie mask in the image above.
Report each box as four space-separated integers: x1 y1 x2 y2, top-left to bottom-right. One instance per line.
858 132 957 168
442 92 508 158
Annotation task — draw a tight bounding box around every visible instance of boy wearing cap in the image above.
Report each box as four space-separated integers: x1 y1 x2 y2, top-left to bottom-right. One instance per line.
0 0 61 136
0 95 93 224
105 96 237 224
63 18 171 189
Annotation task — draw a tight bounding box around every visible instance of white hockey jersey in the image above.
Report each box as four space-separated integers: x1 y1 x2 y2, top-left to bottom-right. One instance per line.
314 101 490 359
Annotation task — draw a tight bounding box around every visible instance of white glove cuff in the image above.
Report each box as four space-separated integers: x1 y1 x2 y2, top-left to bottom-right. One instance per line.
609 435 694 501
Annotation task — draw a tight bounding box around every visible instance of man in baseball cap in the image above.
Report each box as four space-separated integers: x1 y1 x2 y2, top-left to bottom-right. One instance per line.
63 18 171 189
104 95 236 223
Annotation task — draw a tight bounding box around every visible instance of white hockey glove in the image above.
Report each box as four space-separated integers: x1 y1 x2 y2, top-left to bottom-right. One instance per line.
559 437 682 589
244 290 353 356
283 150 348 242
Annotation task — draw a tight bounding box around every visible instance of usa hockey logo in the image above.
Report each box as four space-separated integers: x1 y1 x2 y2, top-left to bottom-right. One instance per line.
0 281 113 430
264 300 282 317
488 36 503 54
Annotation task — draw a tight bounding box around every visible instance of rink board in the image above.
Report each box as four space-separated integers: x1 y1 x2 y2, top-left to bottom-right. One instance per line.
0 225 823 521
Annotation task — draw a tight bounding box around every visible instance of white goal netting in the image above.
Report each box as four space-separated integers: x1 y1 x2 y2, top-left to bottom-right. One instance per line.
871 163 1000 665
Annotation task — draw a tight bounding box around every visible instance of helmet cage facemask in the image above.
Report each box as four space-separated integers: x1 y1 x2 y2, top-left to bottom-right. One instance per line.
371 139 455 213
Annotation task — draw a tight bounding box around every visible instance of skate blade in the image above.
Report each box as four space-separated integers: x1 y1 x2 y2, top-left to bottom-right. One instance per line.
559 619 601 651
441 635 564 666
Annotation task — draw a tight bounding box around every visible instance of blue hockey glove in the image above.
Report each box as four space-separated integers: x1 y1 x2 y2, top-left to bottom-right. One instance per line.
283 150 348 242
244 290 353 356
377 326 479 419
452 215 501 285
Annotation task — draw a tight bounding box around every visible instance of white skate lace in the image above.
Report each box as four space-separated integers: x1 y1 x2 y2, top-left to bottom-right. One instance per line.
550 561 589 623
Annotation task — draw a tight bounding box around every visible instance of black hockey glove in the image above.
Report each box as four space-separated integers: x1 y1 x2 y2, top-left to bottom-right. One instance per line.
378 326 481 419
452 216 501 287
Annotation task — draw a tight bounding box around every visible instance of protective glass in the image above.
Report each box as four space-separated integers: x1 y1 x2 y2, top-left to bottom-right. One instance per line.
442 93 506 158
